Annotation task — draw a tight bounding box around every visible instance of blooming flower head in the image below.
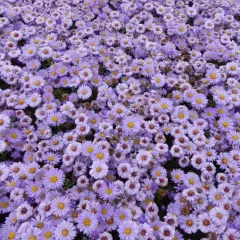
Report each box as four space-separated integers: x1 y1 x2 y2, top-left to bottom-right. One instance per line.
77 85 92 100
118 220 139 240
51 196 70 217
0 113 10 132
77 211 98 234
16 202 33 220
191 94 208 109
197 213 215 233
7 128 21 143
206 68 221 84
122 116 141 135
218 117 234 131
159 98 173 113
43 169 65 190
0 0 239 239
54 220 76 240
98 182 120 200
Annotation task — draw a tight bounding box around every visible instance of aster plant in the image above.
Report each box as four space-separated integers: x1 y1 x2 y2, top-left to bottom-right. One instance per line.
0 0 240 240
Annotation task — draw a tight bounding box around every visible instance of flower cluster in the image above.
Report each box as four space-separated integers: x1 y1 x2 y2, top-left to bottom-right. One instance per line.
0 0 240 239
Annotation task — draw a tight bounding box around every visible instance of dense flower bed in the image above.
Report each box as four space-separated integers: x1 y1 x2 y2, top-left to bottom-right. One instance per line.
0 0 240 239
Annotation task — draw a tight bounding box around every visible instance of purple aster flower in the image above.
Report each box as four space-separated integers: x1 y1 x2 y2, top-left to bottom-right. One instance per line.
98 182 120 201
7 128 22 143
43 169 65 190
47 112 65 126
77 211 98 235
51 196 71 217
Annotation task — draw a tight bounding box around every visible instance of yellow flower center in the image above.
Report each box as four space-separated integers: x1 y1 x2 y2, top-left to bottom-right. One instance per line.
127 122 135 128
210 73 217 79
175 174 180 179
165 127 170 132
233 135 239 140
36 222 44 229
11 133 17 139
29 236 36 240
189 179 195 184
48 156 55 161
230 65 236 71
175 95 180 100
34 80 40 86
145 198 152 204
222 122 229 127
29 168 36 173
218 109 225 114
153 225 159 231
32 186 38 192
196 99 203 104
219 94 225 100
186 220 193 226
8 232 16 239
61 229 69 236
84 218 91 226
222 158 228 164
215 194 222 200
50 176 58 183
178 113 185 119
178 26 184 32
41 129 46 135
96 167 102 173
26 129 31 135
146 68 151 73
96 153 104 160
102 209 107 214
161 104 168 109
87 147 94 153
1 201 8 208
58 203 65 209
106 188 112 195
116 108 122 114
125 228 132 235
9 181 16 187
82 89 87 95
18 99 24 105
52 116 58 122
